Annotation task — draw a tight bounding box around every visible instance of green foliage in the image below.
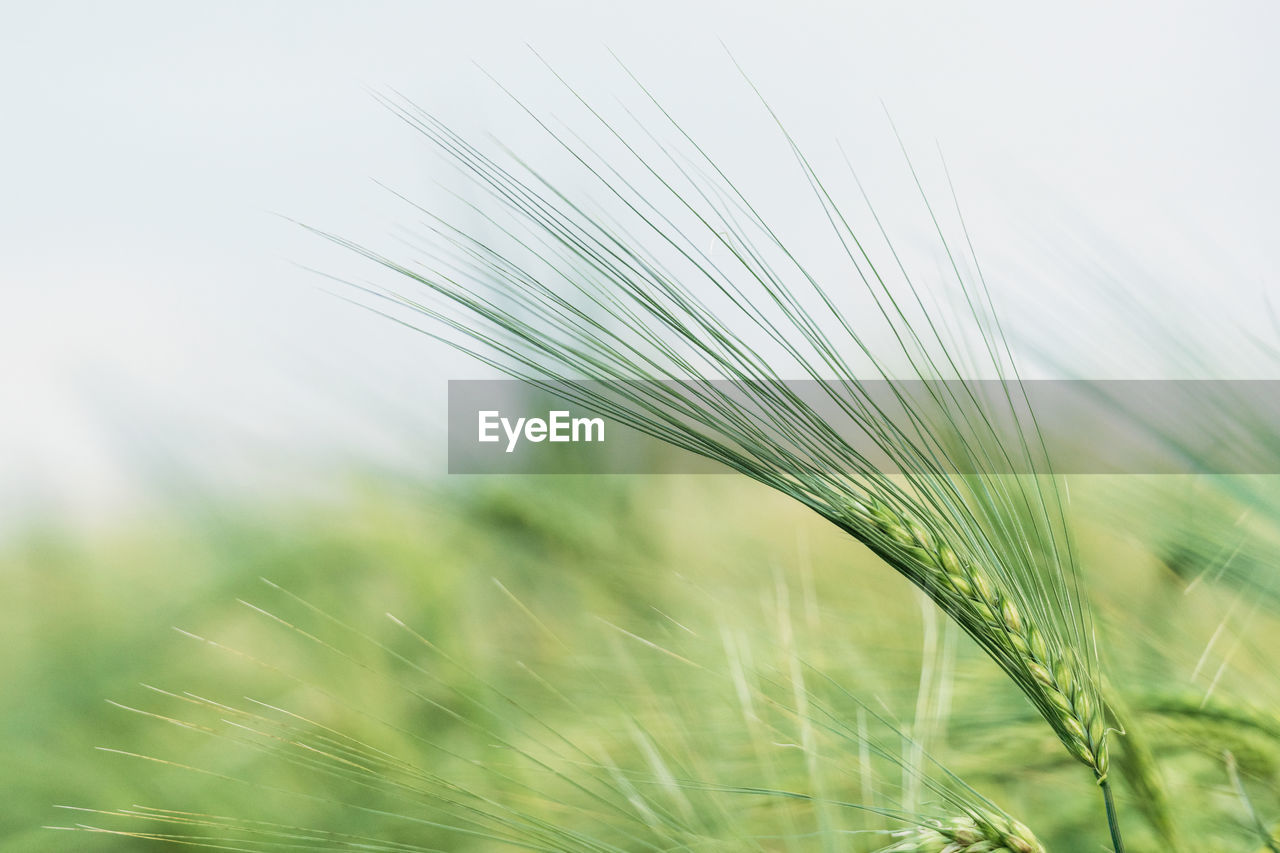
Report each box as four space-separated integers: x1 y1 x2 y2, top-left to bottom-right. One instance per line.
3 473 1279 851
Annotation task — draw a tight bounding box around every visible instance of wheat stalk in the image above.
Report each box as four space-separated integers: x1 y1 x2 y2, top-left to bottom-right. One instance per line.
1144 691 1280 743
329 67 1124 848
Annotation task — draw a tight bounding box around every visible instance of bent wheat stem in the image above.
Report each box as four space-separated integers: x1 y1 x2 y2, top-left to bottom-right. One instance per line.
335 66 1125 848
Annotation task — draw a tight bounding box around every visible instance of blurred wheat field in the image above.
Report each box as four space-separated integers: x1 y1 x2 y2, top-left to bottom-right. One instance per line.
4 471 1278 851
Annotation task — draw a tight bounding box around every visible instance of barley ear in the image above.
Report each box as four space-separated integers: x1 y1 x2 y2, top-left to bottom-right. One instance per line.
883 811 1045 853
835 493 1110 781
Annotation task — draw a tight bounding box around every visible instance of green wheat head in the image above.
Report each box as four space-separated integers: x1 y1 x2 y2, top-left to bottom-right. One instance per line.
882 811 1045 853
327 72 1113 792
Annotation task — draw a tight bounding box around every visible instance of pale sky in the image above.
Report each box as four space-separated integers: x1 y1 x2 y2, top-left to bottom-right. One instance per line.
3 1 1277 531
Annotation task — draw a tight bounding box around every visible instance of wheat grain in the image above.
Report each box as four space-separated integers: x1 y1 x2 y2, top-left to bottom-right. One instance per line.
834 490 1108 780
884 812 1045 853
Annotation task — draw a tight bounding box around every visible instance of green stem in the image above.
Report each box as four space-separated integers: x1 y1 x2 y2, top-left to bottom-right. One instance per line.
1225 750 1280 853
1101 778 1126 853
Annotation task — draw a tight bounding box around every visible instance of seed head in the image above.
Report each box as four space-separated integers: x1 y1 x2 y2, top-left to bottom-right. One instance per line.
834 493 1109 779
884 813 1045 853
